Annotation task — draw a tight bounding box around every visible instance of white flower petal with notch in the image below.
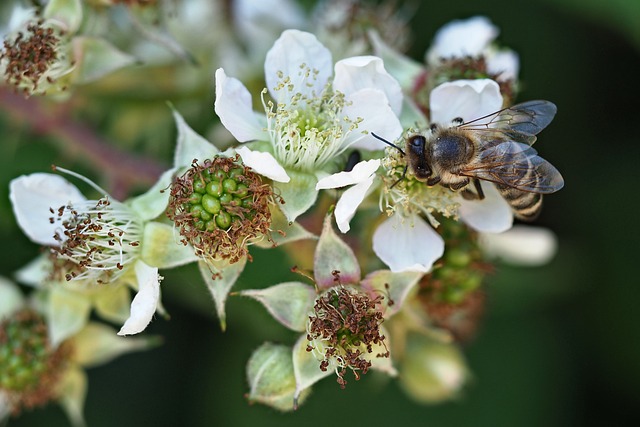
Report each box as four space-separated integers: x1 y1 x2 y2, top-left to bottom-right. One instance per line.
264 29 332 103
10 173 86 247
333 55 403 116
341 88 403 150
458 181 513 233
373 213 444 273
214 68 266 142
427 16 498 64
236 146 290 182
334 176 376 233
430 79 503 124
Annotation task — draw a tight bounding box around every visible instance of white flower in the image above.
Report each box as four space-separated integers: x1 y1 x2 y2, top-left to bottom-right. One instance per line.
321 78 516 272
426 16 519 82
479 225 558 266
9 171 162 336
215 29 403 221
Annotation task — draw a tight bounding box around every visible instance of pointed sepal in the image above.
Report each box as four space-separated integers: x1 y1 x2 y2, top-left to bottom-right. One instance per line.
240 282 315 332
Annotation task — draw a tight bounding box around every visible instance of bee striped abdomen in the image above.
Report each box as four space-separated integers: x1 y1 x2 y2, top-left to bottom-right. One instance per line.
497 184 543 221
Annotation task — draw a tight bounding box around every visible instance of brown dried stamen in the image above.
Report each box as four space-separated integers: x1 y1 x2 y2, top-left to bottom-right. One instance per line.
306 285 388 388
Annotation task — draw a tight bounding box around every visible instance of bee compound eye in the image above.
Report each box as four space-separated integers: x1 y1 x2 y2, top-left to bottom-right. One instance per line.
409 135 426 148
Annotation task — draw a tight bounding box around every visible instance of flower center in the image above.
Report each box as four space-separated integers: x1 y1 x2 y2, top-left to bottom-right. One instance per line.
306 285 388 388
0 309 72 415
263 69 362 172
167 155 274 263
0 20 67 95
49 198 144 284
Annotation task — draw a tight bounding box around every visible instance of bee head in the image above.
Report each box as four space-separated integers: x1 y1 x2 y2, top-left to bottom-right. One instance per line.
406 134 432 180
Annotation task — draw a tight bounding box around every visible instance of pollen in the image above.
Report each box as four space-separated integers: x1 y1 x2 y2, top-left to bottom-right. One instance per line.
0 20 65 95
167 155 274 264
306 284 388 388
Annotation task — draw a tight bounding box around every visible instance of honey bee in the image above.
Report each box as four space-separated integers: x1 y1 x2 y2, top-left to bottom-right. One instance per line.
373 100 564 220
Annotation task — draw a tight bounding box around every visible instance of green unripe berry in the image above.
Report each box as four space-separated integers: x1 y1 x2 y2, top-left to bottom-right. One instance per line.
223 178 237 193
206 180 223 197
236 184 249 197
189 192 202 204
216 211 232 229
219 193 233 204
193 179 206 194
202 194 222 214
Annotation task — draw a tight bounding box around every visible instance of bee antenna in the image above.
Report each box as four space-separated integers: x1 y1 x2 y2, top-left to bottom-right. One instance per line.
371 132 405 156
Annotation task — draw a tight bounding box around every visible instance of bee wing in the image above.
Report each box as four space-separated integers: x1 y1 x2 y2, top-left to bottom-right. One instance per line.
460 100 557 139
460 141 564 193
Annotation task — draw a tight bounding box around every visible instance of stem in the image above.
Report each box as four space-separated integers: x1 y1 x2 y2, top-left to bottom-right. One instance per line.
0 87 167 199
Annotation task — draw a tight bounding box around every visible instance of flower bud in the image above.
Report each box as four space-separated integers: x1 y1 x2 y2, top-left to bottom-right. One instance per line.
246 342 308 411
398 334 468 404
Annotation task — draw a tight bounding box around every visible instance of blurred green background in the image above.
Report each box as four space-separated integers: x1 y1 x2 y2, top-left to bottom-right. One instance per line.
2 0 639 426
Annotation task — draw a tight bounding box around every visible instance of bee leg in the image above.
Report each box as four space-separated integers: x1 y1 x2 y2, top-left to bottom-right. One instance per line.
473 179 485 200
460 179 484 200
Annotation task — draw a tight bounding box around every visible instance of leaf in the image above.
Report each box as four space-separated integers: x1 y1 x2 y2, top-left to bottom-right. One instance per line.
241 282 316 332
199 256 247 331
313 214 360 289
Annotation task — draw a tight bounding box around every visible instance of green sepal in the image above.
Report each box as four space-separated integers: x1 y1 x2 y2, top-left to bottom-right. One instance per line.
198 256 247 331
292 334 332 406
314 214 360 289
171 107 219 169
44 0 82 33
241 282 316 332
361 270 423 318
273 170 318 222
72 37 136 85
140 222 199 269
246 342 310 411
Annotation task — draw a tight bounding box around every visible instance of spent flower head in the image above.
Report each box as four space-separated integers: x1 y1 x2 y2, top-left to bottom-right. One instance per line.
167 155 275 264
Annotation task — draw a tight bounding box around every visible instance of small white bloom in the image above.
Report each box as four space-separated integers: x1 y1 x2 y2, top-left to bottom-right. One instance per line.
10 171 162 335
215 29 403 221
426 16 519 82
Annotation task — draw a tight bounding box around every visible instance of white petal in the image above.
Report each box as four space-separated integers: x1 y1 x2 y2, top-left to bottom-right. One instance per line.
480 225 557 266
10 173 86 246
264 30 332 102
118 261 160 336
334 176 375 233
316 159 380 189
373 213 444 272
236 146 290 182
487 49 520 81
341 89 403 150
233 0 305 48
430 79 503 124
458 182 513 233
427 16 498 63
333 55 403 116
214 68 266 142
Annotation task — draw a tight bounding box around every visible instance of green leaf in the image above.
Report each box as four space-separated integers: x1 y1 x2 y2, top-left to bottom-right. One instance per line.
273 170 318 222
140 222 198 269
72 37 136 85
241 282 316 332
313 214 360 289
199 257 247 331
